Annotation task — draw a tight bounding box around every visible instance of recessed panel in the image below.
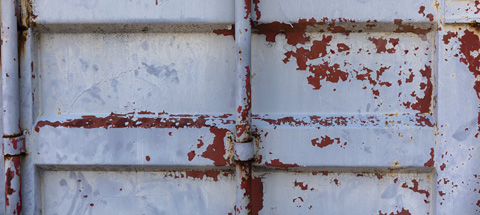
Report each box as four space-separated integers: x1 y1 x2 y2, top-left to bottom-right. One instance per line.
42 170 235 215
38 33 235 115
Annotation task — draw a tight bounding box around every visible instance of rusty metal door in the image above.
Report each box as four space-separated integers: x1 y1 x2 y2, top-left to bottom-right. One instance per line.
2 0 480 214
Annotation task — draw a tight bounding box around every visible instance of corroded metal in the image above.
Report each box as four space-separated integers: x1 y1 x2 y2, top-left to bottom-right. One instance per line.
235 162 252 215
2 0 25 214
235 0 253 143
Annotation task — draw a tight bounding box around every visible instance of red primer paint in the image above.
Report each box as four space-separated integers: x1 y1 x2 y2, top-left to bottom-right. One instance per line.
252 177 264 215
201 127 229 166
418 6 434 22
440 163 446 171
311 136 341 148
294 181 309 190
333 179 339 185
213 25 235 39
354 66 392 98
401 179 430 198
337 43 350 52
475 1 480 14
378 208 411 215
35 113 233 131
265 159 299 168
375 173 383 179
403 65 433 114
293 197 304 202
5 167 15 207
426 14 434 22
253 0 261 20
418 6 426 15
243 0 251 19
405 72 415 83
283 35 332 69
236 66 252 140
185 171 220 181
368 37 399 54
458 29 480 136
439 191 446 196
197 139 205 148
145 156 150 162
442 31 458 45
307 62 349 90
187 151 196 161
424 147 434 167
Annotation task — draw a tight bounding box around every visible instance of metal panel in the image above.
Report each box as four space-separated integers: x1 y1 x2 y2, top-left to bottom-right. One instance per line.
1 0 479 214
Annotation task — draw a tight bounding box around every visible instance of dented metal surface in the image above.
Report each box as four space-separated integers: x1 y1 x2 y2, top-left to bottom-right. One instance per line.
1 0 478 214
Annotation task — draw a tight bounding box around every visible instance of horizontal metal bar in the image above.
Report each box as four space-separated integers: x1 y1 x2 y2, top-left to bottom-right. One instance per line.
3 136 26 156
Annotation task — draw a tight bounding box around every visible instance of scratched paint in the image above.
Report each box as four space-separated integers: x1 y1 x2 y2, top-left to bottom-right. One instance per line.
252 26 435 115
256 172 432 214
41 170 236 214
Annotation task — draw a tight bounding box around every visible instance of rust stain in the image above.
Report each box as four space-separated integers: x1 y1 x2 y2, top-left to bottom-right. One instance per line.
145 156 150 162
424 147 434 167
